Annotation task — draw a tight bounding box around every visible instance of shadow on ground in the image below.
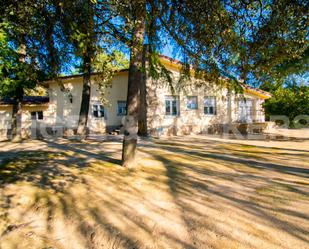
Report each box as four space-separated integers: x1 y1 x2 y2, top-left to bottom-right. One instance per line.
0 136 308 249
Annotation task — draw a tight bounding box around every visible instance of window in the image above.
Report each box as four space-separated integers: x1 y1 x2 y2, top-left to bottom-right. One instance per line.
117 101 127 116
187 96 198 110
255 99 264 122
238 98 253 123
93 104 104 118
165 96 179 116
204 96 216 115
31 111 43 120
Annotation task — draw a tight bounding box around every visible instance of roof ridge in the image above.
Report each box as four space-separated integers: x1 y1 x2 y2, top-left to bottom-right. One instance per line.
158 55 271 97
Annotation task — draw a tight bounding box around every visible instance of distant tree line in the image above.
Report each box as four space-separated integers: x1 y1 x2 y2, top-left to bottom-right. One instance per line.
261 78 309 128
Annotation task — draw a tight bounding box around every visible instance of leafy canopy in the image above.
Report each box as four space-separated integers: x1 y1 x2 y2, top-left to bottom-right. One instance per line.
0 27 43 99
261 78 309 127
157 0 308 86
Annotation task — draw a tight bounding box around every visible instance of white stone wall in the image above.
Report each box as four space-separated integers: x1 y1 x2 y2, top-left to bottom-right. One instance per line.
0 68 267 139
145 67 266 136
0 105 49 140
46 72 128 133
146 82 227 135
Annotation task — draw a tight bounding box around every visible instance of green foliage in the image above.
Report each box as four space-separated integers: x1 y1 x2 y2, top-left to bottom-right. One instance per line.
1 0 307 100
262 82 309 128
1 0 70 78
61 1 97 57
92 50 129 103
101 0 308 90
0 0 73 103
158 0 308 85
0 28 43 99
93 50 129 72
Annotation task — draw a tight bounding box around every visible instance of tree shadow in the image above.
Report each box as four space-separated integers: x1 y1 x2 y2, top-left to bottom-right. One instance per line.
0 137 308 249
139 138 309 247
144 139 309 177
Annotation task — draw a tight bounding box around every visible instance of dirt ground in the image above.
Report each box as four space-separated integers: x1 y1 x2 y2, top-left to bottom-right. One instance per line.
0 130 308 249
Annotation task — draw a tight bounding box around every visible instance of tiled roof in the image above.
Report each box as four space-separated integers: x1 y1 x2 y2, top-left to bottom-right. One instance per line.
159 54 183 65
42 54 271 98
158 55 272 98
44 69 129 82
240 83 272 97
0 96 49 105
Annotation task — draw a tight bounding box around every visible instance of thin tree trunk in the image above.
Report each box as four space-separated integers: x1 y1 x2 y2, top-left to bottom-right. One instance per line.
76 1 94 139
76 53 91 138
10 86 23 141
138 44 148 136
122 7 146 167
10 42 26 141
10 100 22 141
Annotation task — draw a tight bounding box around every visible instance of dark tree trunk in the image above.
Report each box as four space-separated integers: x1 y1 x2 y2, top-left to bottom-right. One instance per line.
122 7 146 167
10 41 26 142
138 44 148 136
76 53 92 138
76 1 94 139
10 99 22 141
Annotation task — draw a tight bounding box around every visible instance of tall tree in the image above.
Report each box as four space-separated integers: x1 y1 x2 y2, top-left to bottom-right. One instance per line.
11 37 26 142
0 28 40 141
101 0 172 166
120 1 146 167
60 0 97 138
61 0 122 138
105 0 308 166
1 1 54 141
1 0 72 140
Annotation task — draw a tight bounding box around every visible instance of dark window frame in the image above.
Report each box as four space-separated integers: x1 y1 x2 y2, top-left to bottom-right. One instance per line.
165 96 180 116
204 96 216 115
117 101 127 116
92 104 105 118
186 96 198 110
31 111 44 120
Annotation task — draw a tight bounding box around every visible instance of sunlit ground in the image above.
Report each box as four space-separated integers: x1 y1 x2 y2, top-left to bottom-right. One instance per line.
0 133 308 249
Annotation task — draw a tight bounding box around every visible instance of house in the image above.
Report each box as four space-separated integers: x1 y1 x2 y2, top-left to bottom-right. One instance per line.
0 96 49 139
0 56 271 140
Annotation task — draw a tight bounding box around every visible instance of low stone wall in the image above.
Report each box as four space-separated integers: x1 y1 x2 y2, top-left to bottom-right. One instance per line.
148 122 269 137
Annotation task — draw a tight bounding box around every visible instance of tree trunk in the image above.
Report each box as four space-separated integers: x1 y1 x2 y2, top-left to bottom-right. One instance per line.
76 1 94 139
10 99 22 142
138 44 148 136
10 42 26 142
76 53 91 138
122 7 146 167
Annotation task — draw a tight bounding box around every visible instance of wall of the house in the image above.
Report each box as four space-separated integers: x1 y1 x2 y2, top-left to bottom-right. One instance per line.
46 72 128 134
146 79 228 136
0 68 267 140
0 105 49 140
0 106 12 139
145 66 266 136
